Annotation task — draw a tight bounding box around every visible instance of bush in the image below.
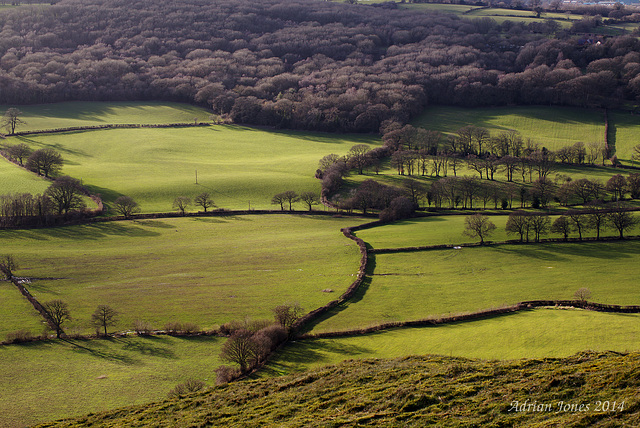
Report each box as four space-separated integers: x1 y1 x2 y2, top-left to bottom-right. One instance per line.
220 318 271 335
164 322 182 333
5 329 33 344
133 320 153 335
215 365 241 384
181 322 200 334
167 379 206 399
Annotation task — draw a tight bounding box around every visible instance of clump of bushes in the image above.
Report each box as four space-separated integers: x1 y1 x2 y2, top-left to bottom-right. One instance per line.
132 320 154 335
164 322 200 334
167 379 206 399
4 329 33 344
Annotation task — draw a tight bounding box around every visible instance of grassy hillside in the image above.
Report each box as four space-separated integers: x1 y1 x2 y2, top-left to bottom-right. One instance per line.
37 351 640 427
8 125 378 212
0 155 51 195
308 241 640 333
1 101 212 131
267 309 640 375
0 335 224 428
0 215 363 338
414 106 605 154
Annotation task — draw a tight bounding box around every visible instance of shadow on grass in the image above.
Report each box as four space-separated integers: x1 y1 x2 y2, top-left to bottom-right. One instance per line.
0 222 162 241
116 337 178 360
494 240 640 261
298 255 376 335
62 338 141 365
263 339 372 376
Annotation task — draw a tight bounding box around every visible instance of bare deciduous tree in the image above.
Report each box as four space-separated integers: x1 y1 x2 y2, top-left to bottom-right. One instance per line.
112 195 140 217
91 305 118 336
173 196 191 215
194 192 215 212
6 143 31 165
220 330 259 373
273 303 304 330
46 176 87 215
0 254 17 279
44 299 71 338
574 287 591 302
26 148 63 178
2 108 26 134
299 191 320 211
463 214 496 245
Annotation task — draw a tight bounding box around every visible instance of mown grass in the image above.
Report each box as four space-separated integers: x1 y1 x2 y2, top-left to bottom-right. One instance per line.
8 125 378 212
413 106 605 153
309 241 640 332
0 335 224 428
0 283 45 338
0 215 363 337
1 101 212 132
38 350 640 427
267 309 640 375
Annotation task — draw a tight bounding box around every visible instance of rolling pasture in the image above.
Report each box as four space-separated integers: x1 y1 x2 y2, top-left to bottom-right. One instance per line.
308 240 640 333
0 335 224 428
0 156 51 195
1 101 212 131
10 125 378 212
267 309 640 375
414 106 606 154
0 215 364 338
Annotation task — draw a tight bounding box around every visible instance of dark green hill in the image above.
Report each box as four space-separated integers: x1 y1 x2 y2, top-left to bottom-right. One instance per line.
37 351 640 427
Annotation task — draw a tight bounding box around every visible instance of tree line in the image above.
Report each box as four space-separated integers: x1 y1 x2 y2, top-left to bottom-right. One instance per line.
0 0 640 132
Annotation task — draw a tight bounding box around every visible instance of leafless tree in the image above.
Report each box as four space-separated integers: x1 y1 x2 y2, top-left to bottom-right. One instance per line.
173 196 191 215
271 192 286 211
463 214 496 245
6 143 31 165
607 203 638 239
2 108 26 134
91 305 118 336
506 211 531 242
574 287 591 302
46 176 87 214
273 303 304 330
551 216 572 241
44 299 71 338
194 192 215 212
26 148 63 178
282 190 299 211
113 195 140 217
299 191 320 211
220 330 259 373
0 254 16 279
347 144 371 174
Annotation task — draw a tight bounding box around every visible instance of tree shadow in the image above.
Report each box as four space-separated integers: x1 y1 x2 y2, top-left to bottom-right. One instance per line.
116 337 178 359
62 338 142 365
494 240 640 261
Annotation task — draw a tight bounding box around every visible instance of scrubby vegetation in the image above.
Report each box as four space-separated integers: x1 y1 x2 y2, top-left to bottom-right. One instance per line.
35 351 640 427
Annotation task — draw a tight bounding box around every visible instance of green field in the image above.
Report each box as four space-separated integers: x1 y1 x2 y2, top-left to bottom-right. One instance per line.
0 284 45 338
0 215 363 338
400 3 483 14
8 125 378 212
0 335 224 428
308 241 640 333
414 106 605 154
608 111 640 164
1 101 213 132
267 309 640 375
355 214 640 249
0 155 51 195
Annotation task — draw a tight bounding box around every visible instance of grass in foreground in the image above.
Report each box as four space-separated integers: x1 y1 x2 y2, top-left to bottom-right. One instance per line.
0 155 51 195
309 241 640 333
0 215 363 338
0 283 45 338
37 350 640 427
9 125 378 212
0 335 224 428
268 309 640 375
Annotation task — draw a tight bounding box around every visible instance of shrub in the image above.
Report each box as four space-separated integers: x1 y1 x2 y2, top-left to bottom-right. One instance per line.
215 365 240 384
181 322 200 334
5 329 33 344
133 320 153 335
164 322 182 333
167 379 206 399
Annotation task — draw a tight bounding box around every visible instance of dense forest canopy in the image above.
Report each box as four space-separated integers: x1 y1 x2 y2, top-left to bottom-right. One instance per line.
1 0 640 132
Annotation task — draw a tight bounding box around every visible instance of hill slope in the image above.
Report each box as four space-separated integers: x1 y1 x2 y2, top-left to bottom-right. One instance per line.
38 351 640 427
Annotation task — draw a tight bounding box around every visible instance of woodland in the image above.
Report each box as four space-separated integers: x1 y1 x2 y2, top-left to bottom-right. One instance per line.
1 0 640 132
